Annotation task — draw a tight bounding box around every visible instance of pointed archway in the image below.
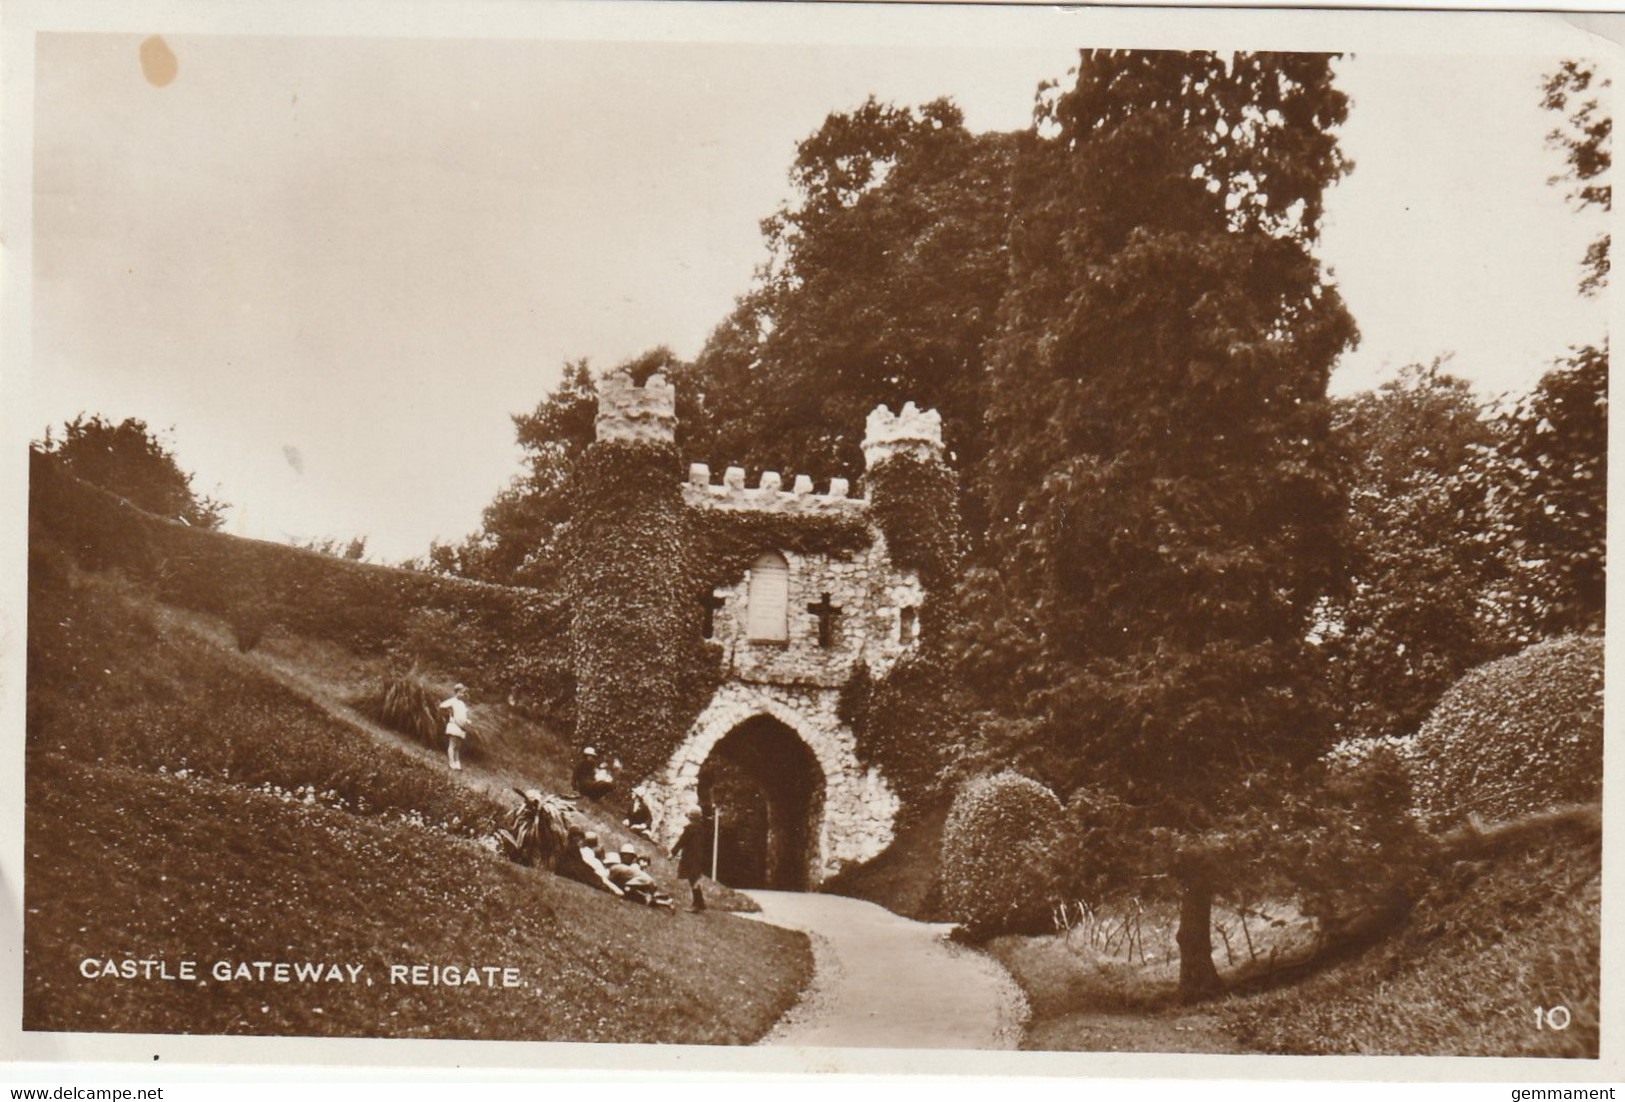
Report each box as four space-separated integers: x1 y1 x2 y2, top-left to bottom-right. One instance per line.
651 682 899 883
697 715 825 890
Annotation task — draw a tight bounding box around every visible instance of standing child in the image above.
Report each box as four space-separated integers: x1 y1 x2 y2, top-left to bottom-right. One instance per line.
438 683 470 772
671 807 712 912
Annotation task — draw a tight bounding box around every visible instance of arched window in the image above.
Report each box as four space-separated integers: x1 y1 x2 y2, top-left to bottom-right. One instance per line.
747 551 789 643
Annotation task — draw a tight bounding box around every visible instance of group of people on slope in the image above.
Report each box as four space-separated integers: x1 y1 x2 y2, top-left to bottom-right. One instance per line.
445 686 715 914
557 826 677 912
569 743 714 913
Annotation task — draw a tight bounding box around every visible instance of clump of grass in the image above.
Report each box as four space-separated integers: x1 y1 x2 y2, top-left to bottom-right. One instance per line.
229 601 273 653
496 789 574 869
356 673 444 749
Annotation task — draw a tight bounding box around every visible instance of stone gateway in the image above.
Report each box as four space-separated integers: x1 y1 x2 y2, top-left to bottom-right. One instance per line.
582 372 953 887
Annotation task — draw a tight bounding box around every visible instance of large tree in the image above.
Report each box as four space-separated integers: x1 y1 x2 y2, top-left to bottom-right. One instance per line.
971 50 1358 998
679 97 1014 528
36 414 227 529
1323 360 1508 741
1494 342 1607 638
1492 59 1612 638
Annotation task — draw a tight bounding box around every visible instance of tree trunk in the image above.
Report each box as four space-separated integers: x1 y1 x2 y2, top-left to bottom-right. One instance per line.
1176 874 1223 1003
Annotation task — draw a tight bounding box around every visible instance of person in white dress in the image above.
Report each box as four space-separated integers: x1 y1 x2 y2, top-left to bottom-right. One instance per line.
438 683 470 771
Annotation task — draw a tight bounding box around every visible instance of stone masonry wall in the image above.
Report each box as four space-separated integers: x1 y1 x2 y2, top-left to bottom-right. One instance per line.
647 681 901 876
587 375 944 883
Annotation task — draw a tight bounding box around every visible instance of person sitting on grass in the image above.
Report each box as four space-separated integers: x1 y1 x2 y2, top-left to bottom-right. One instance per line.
625 785 655 841
607 845 676 912
570 746 616 800
556 826 623 897
581 831 625 895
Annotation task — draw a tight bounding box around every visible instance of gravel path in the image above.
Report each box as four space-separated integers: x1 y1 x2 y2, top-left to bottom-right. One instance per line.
742 890 1027 1049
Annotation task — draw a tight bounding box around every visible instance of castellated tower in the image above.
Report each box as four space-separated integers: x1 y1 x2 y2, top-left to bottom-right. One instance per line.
569 373 690 784
862 400 947 469
572 372 956 889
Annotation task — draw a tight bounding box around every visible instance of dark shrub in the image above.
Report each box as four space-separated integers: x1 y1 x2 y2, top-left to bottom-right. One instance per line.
939 771 1067 939
357 674 445 750
230 600 273 653
1281 748 1429 940
1408 634 1603 827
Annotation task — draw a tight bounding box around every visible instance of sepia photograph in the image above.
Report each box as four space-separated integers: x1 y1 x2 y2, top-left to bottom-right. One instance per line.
0 0 1616 1081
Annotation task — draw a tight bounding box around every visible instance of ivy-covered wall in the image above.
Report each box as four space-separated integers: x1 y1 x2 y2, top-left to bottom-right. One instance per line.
567 457 882 783
570 379 970 864
566 440 699 781
867 451 964 596
842 448 967 813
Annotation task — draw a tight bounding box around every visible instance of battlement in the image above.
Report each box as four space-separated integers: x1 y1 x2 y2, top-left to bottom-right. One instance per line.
862 402 944 469
681 463 866 516
595 371 677 445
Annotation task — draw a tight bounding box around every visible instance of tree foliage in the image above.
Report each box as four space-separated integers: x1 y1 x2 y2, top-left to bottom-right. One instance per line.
1488 60 1613 639
974 51 1356 803
37 414 227 529
1324 360 1508 740
1493 343 1608 637
678 97 1014 519
1542 59 1611 295
965 50 1357 997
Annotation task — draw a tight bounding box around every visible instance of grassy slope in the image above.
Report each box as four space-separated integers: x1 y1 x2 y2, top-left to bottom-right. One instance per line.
1219 814 1601 1058
983 815 1600 1058
25 556 809 1042
160 604 762 914
25 754 805 1042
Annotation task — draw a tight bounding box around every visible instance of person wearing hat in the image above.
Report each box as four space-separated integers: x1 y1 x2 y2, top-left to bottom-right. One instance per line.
437 683 471 772
607 845 675 912
625 785 656 840
670 807 712 912
571 745 616 800
606 844 643 894
573 830 623 896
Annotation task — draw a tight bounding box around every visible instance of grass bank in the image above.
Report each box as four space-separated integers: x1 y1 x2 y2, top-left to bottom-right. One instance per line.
1219 808 1601 1057
25 535 809 1042
983 810 1600 1057
26 752 808 1042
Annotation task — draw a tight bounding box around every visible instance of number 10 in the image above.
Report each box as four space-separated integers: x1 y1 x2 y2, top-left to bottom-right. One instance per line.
1534 1006 1572 1031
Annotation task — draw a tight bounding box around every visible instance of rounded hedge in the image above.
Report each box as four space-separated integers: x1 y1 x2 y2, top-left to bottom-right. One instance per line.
1408 634 1603 827
939 771 1067 939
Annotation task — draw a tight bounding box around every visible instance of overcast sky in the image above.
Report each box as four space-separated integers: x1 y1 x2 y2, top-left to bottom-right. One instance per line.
28 30 1611 562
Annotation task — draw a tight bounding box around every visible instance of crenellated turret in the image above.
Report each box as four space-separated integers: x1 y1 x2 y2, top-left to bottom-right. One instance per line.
862 401 945 470
595 371 676 445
